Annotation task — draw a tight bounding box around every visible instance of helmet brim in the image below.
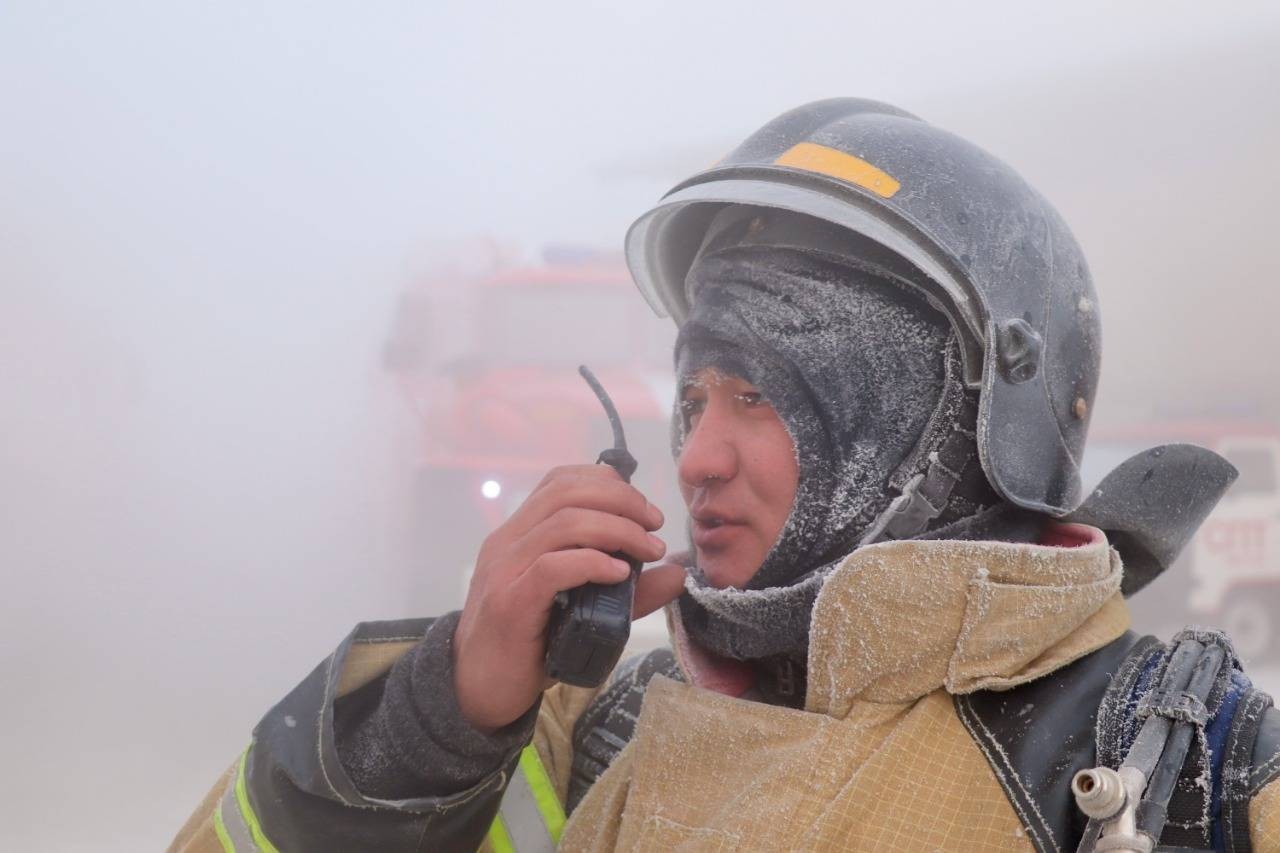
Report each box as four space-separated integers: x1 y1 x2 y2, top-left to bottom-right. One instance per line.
625 174 988 387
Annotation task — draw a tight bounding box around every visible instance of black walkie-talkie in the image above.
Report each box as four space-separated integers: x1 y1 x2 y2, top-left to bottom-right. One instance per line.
544 365 641 688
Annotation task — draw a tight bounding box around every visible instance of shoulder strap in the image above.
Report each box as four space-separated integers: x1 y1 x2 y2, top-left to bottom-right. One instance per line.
1222 688 1278 852
565 648 683 815
1252 704 1280 794
1089 627 1276 853
961 623 1278 853
955 630 1152 853
1109 630 1235 850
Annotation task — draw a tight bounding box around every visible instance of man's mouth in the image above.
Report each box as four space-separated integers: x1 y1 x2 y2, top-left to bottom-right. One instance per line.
691 512 745 549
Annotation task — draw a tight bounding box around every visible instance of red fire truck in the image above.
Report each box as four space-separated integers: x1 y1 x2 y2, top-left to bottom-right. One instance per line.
1084 421 1280 663
383 246 682 624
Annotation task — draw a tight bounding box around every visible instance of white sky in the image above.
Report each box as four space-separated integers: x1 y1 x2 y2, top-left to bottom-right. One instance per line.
5 1 1280 251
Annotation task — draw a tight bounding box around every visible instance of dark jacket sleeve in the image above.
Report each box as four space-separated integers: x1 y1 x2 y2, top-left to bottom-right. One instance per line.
334 611 539 800
239 615 537 853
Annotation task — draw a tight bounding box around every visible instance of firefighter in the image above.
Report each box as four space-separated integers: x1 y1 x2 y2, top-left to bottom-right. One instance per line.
172 99 1280 852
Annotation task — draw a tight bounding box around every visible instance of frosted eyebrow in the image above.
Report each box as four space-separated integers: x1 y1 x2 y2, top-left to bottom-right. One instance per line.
678 375 713 396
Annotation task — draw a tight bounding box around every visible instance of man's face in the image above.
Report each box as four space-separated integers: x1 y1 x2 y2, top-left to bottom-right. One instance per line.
677 368 798 589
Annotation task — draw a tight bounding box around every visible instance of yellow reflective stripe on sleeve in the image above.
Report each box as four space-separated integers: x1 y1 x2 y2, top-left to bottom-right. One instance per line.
486 745 567 851
486 812 516 853
517 746 566 844
212 801 235 852
218 757 257 851
233 746 281 853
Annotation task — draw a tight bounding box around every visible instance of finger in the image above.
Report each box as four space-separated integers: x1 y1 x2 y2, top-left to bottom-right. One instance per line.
633 562 688 619
514 507 667 570
512 548 632 604
529 464 621 498
507 474 663 539
477 466 650 559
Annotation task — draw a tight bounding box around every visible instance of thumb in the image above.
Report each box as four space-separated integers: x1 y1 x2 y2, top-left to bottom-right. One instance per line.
632 562 687 619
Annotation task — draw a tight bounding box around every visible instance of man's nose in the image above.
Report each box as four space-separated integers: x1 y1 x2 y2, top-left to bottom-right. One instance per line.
677 403 739 488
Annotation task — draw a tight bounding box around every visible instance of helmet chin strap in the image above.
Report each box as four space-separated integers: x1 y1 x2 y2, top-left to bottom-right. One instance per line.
861 337 980 547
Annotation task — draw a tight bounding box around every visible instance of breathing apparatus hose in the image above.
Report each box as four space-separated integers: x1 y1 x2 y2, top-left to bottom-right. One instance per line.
1073 638 1227 852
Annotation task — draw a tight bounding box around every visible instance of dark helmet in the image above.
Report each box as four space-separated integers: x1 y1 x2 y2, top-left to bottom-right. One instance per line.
626 97 1101 516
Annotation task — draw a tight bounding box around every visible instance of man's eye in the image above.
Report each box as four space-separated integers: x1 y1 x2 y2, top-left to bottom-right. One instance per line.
679 398 705 424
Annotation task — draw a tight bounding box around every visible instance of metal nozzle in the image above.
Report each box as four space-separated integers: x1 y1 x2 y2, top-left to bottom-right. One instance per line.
1072 767 1128 820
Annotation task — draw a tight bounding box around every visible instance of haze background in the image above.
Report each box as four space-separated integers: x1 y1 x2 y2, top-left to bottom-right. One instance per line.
2 3 1278 849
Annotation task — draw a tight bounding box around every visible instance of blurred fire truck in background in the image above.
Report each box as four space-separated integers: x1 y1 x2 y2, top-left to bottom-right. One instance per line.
1085 421 1280 664
382 241 681 645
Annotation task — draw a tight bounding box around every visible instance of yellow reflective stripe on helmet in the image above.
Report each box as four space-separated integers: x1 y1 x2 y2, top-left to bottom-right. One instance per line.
774 142 901 198
517 745 565 843
486 812 516 853
485 745 566 851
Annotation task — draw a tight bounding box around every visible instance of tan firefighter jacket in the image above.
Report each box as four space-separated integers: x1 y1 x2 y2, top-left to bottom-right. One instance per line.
172 526 1280 852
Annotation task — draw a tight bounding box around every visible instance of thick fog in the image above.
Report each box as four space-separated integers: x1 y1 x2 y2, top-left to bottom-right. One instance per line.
2 3 1279 849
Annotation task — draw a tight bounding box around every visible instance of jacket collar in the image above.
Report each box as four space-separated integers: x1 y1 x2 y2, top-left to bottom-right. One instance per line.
667 523 1130 717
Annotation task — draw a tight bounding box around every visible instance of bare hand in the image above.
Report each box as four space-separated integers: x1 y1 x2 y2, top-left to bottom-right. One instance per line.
452 465 686 732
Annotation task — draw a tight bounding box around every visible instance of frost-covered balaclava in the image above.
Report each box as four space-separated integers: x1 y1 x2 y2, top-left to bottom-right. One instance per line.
673 207 1021 669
